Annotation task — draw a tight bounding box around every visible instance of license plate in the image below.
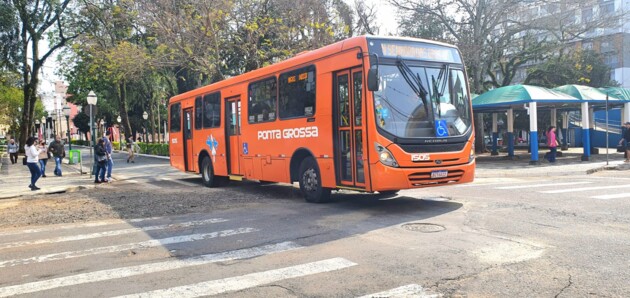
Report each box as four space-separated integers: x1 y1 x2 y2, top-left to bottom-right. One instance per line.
430 170 448 179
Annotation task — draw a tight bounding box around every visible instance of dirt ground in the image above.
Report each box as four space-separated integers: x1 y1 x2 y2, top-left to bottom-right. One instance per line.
0 180 303 229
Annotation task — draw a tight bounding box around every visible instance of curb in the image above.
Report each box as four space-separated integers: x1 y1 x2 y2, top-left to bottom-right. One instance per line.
0 185 93 200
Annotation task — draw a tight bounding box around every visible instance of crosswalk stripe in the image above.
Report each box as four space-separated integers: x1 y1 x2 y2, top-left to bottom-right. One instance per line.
0 228 257 268
540 184 630 194
0 241 301 297
0 218 228 250
114 257 357 298
495 182 590 190
357 284 441 298
0 217 162 237
591 193 630 200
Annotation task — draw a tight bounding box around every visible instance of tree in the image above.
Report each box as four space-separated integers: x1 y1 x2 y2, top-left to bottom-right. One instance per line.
3 0 79 151
525 49 617 88
72 112 90 141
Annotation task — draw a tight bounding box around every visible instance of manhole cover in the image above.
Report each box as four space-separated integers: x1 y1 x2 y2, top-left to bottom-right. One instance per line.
401 223 446 233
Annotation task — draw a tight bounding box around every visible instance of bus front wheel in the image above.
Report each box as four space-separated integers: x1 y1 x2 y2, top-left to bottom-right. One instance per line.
201 156 216 187
298 157 331 203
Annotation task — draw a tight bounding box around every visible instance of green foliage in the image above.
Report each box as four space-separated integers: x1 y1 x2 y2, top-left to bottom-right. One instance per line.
525 49 617 88
70 139 91 146
137 142 169 156
72 112 91 136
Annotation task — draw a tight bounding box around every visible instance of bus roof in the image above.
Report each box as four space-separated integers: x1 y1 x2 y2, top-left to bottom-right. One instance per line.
169 35 458 104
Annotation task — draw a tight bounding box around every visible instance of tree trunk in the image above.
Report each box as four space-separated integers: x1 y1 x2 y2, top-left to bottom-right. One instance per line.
118 81 133 141
150 102 156 144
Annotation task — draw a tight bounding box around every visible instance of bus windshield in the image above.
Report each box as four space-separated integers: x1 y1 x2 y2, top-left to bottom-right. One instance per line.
373 64 472 139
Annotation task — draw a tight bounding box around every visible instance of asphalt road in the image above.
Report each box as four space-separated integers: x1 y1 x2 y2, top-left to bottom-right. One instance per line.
0 152 629 297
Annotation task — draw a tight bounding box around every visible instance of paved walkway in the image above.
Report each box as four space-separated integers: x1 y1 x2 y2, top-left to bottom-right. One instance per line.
1 146 628 200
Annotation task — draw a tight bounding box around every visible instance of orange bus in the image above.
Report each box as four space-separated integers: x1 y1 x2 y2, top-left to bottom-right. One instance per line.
168 36 475 203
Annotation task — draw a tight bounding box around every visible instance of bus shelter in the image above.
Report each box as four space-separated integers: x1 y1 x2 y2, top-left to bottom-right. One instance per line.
472 84 627 164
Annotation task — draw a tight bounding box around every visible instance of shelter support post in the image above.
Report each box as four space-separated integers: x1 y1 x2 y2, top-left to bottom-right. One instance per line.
589 107 597 154
550 108 557 129
581 102 591 161
561 112 569 150
491 113 499 155
623 103 630 125
507 109 515 158
529 102 539 165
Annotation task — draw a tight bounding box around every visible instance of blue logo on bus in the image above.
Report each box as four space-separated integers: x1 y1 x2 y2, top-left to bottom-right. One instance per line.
243 142 249 155
435 120 449 137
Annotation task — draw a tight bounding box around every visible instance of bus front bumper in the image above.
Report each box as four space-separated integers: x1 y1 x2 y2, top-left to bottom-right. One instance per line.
370 160 475 191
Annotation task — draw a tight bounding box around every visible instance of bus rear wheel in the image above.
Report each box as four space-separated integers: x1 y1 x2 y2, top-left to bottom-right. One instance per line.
201 156 216 187
298 157 331 203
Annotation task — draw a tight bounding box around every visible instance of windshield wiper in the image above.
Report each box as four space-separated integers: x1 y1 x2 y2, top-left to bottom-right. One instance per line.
431 64 450 118
395 58 434 124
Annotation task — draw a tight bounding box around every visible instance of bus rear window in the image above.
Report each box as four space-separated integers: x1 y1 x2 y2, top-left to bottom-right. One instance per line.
279 65 316 119
170 103 181 132
248 77 277 123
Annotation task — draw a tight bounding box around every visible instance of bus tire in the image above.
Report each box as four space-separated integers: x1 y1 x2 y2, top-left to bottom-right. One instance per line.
201 156 216 187
298 157 331 203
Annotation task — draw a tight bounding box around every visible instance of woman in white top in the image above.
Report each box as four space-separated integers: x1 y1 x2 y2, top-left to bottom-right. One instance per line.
24 137 44 190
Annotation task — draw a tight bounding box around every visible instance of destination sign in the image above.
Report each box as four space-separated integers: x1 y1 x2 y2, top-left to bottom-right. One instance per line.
369 39 461 63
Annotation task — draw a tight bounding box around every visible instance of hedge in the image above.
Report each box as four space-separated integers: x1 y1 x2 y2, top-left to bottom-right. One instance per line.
70 139 169 156
137 143 169 156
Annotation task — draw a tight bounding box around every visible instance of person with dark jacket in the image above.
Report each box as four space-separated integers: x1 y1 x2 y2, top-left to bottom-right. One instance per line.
48 135 65 176
94 138 107 183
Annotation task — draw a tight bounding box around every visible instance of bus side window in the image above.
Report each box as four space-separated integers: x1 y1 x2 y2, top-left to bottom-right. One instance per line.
203 92 221 128
279 65 316 119
248 77 277 124
170 103 181 132
194 96 202 130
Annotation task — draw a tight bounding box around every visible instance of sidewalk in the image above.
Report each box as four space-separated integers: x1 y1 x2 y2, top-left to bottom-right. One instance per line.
475 147 630 177
0 154 94 200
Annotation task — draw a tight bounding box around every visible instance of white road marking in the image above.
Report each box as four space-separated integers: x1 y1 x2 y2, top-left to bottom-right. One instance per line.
0 218 228 250
592 193 630 200
0 228 257 268
0 241 301 298
114 257 357 298
540 184 630 194
158 177 199 187
0 217 162 237
357 284 441 298
495 182 591 190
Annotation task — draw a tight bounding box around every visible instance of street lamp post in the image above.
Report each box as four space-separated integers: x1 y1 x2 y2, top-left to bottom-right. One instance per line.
87 91 98 178
63 105 71 150
142 111 148 143
41 116 47 140
51 111 57 138
35 120 40 138
117 116 122 148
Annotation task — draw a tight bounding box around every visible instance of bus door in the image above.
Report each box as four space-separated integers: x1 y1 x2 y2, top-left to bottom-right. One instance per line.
334 68 367 188
183 108 194 171
225 96 242 175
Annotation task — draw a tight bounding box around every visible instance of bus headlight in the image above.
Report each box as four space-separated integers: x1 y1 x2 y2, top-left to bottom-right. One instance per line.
375 142 398 167
469 141 475 162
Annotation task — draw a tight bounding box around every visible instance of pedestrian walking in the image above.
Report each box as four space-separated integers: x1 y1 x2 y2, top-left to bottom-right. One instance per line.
37 140 50 177
7 139 18 164
618 122 630 163
126 137 139 163
48 135 65 176
94 138 107 183
103 131 114 182
24 137 44 190
546 126 559 163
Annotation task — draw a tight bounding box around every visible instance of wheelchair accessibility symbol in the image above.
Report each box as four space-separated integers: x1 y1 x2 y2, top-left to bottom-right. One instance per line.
435 120 449 137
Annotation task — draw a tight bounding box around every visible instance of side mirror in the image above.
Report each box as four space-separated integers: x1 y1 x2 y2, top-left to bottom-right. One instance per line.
367 67 380 91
